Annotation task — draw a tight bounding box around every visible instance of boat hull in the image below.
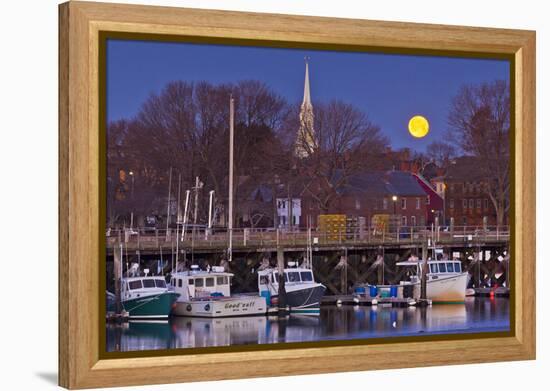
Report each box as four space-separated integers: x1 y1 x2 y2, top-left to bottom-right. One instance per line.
109 292 179 319
173 295 267 318
271 283 326 310
413 273 469 303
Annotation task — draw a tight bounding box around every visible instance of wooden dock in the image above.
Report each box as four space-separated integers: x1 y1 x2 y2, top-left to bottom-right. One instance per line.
321 295 426 307
473 287 510 297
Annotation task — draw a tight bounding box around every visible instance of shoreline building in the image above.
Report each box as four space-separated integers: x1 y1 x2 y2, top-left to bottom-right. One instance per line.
294 58 316 158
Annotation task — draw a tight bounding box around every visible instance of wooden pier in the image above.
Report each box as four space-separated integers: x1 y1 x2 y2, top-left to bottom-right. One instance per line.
321 295 429 307
106 226 510 296
473 287 510 297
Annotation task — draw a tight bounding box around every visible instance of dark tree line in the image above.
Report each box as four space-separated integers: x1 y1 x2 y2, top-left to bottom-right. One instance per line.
107 77 509 228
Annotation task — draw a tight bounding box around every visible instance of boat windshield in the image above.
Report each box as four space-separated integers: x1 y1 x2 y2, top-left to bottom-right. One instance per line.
128 280 142 290
142 279 156 288
287 271 300 282
439 263 447 273
155 279 166 288
300 271 313 282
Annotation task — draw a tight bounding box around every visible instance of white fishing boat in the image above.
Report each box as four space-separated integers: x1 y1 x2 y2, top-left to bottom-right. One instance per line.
258 265 326 314
170 266 267 317
389 259 470 303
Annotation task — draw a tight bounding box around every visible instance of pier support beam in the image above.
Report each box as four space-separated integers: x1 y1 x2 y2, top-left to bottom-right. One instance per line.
114 242 122 315
420 241 428 300
277 248 287 314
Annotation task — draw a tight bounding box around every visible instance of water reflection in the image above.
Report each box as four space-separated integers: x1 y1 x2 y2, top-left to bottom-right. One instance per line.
106 297 510 352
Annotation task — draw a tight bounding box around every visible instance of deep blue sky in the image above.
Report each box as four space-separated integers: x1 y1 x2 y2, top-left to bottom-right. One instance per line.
107 39 509 151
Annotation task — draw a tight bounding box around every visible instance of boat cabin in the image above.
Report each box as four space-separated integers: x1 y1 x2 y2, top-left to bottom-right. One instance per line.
171 268 233 301
122 276 168 300
257 268 315 292
396 260 464 283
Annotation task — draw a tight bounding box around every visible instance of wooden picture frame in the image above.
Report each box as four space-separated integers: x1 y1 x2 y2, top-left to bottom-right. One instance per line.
59 1 536 388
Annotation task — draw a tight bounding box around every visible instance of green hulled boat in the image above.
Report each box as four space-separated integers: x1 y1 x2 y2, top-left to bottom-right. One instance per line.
107 276 180 319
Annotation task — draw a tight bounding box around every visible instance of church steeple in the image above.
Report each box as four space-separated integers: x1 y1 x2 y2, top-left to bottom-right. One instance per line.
295 57 316 158
302 59 311 106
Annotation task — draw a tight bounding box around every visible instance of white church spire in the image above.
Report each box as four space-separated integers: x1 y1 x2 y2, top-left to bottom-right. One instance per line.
295 57 316 158
302 59 311 105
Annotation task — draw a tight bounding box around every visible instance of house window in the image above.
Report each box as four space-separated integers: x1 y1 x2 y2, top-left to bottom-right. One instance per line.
355 198 361 210
426 195 430 205
401 198 407 209
281 215 286 225
484 199 489 209
383 198 388 210
469 199 474 209
476 199 482 209
402 216 407 226
449 199 455 209
462 216 467 225
462 199 468 209
411 216 417 226
416 198 421 210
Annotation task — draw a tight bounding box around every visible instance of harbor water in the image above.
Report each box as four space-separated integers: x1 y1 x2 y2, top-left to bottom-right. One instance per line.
106 297 510 352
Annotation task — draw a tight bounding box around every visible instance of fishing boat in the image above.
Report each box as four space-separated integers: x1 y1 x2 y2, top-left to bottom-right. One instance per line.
258 265 326 314
107 275 180 319
170 266 267 317
366 259 469 304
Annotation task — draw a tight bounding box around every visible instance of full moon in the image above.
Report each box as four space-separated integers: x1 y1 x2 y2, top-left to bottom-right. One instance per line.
408 115 430 138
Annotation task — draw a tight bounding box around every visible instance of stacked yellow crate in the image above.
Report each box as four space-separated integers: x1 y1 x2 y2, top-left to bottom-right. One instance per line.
318 214 346 241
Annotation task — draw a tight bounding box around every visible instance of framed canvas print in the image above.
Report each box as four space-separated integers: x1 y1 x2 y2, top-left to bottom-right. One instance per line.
58 1 536 389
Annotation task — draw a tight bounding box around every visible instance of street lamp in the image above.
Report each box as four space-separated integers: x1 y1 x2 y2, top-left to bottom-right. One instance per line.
392 195 397 215
128 171 135 200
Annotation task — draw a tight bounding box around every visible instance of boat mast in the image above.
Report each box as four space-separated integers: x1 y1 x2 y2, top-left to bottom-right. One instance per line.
175 173 181 273
228 95 235 263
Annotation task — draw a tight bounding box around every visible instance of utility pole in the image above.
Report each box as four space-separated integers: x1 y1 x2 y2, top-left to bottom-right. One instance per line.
228 95 234 263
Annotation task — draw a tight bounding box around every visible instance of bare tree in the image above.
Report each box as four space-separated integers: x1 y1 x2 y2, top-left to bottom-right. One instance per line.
448 80 510 226
426 141 457 169
107 79 290 227
297 100 388 212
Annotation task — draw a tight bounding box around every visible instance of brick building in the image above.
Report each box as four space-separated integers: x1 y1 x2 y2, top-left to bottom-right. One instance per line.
441 157 498 227
300 170 439 229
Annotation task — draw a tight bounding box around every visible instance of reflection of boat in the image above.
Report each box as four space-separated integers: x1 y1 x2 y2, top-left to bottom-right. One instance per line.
107 276 180 319
393 259 469 303
106 320 175 352
258 267 326 314
171 266 267 317
171 314 322 347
